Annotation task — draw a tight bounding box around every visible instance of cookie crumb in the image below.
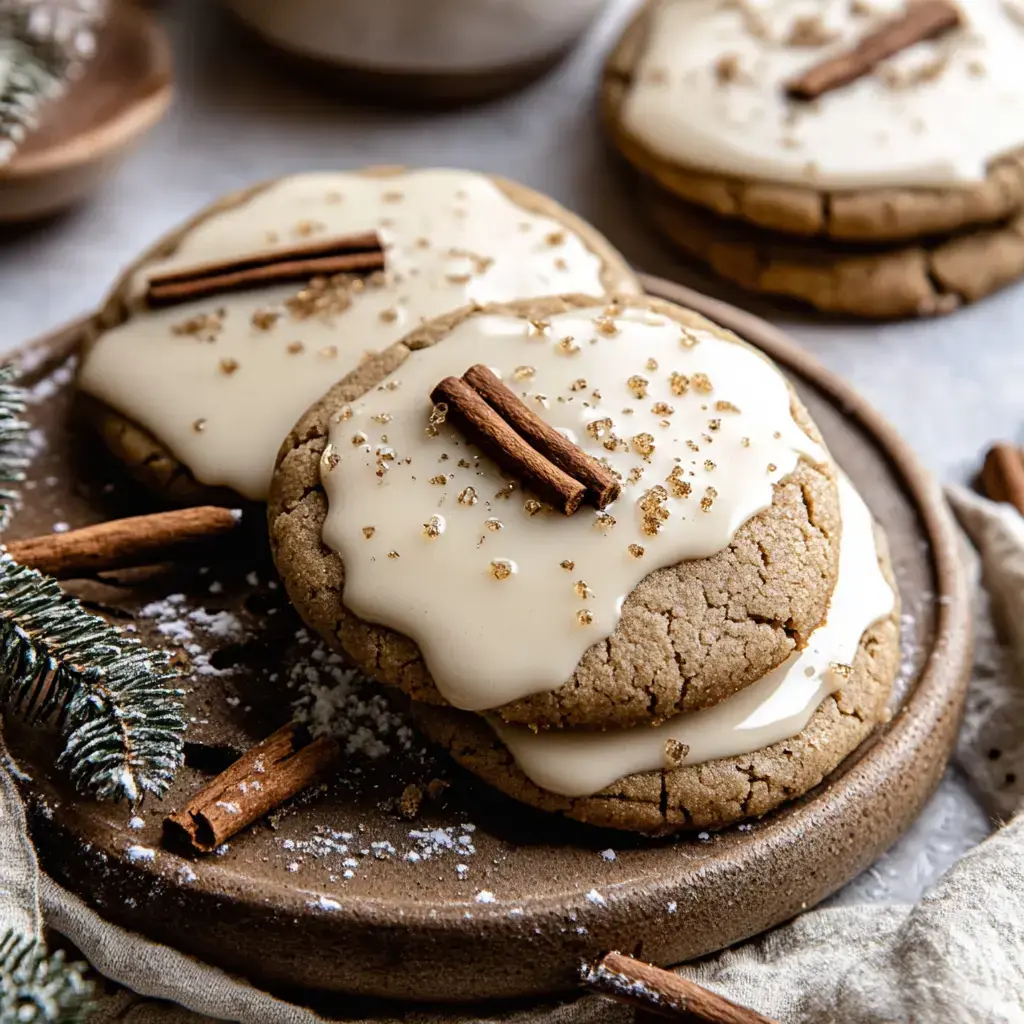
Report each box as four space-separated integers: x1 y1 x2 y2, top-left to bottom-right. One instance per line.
399 784 423 819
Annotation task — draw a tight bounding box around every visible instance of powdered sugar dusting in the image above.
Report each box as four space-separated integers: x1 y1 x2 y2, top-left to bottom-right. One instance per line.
137 594 244 677
288 629 415 759
277 822 477 880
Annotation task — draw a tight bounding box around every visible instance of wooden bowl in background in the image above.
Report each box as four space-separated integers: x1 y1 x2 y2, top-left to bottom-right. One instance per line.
0 2 172 223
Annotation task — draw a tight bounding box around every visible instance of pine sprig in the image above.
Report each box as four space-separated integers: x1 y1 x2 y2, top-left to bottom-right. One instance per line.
0 931 92 1023
0 554 186 802
0 2 105 162
0 363 29 532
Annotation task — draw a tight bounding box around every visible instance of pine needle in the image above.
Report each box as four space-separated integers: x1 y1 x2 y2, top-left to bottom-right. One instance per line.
0 2 105 163
0 363 29 532
0 553 186 802
0 931 92 1023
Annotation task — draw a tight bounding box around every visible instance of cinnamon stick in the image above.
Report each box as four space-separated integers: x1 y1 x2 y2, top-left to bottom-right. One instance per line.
431 375 587 515
4 506 243 578
145 232 385 307
980 443 1024 516
786 0 962 101
582 952 778 1024
463 364 620 509
163 722 339 854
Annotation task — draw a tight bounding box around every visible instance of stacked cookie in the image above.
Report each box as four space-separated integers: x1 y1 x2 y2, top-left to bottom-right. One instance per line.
268 295 899 835
76 166 899 836
603 0 1024 318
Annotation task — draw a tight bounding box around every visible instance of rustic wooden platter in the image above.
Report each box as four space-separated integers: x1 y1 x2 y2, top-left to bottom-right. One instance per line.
0 2 172 223
3 275 971 1010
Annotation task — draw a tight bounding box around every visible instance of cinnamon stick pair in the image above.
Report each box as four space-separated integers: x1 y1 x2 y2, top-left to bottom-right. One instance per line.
786 0 962 101
145 231 385 308
431 364 620 516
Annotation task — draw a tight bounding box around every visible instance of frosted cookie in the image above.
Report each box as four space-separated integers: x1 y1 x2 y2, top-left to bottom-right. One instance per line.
77 168 641 504
269 294 841 732
643 179 1024 318
603 0 1024 243
413 475 900 834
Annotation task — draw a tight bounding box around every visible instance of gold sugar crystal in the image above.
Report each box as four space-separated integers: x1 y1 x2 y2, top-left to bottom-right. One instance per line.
632 433 656 459
669 372 690 396
627 375 649 399
490 559 514 581
666 466 692 498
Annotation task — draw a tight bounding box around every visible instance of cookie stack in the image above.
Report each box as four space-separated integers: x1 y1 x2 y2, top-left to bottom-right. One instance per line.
268 295 899 835
76 167 898 836
603 0 1024 318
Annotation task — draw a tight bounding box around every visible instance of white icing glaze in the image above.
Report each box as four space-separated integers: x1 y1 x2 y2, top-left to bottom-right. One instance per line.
226 0 607 73
491 472 894 797
622 0 1024 189
78 169 615 500
320 303 826 711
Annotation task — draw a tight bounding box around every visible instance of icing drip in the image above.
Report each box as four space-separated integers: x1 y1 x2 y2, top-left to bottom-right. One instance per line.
78 169 614 500
320 303 826 711
622 0 1024 189
491 473 895 798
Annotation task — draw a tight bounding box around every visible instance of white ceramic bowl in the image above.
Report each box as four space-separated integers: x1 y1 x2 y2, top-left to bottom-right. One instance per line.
226 0 609 100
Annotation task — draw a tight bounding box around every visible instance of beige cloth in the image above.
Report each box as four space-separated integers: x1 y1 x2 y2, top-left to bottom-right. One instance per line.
2 486 1023 1023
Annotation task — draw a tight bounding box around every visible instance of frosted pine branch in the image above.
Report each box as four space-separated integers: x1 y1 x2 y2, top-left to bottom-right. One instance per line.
0 1 106 162
0 553 186 802
0 930 93 1023
0 363 28 532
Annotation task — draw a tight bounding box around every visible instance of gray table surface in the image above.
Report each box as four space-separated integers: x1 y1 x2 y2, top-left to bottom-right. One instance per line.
0 0 999 906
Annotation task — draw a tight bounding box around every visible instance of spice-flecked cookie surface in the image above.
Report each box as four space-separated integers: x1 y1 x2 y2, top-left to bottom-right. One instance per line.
77 167 641 504
603 0 1024 243
269 294 842 732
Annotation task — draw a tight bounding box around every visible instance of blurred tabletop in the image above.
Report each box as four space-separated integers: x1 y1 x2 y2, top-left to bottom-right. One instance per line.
0 0 1004 906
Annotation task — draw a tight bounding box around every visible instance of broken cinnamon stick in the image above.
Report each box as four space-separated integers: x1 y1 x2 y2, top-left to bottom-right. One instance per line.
431 375 587 515
463 364 620 509
980 443 1024 516
4 506 243 578
582 952 778 1024
786 0 962 101
145 232 385 307
163 722 339 854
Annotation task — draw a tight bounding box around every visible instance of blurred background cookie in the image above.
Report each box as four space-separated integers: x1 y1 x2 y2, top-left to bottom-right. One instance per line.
604 0 1024 317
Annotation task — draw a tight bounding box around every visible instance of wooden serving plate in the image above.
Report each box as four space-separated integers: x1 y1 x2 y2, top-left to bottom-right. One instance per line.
0 2 172 223
3 276 971 1011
